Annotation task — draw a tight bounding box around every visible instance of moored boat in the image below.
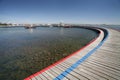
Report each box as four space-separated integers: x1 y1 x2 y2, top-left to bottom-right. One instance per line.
24 25 36 29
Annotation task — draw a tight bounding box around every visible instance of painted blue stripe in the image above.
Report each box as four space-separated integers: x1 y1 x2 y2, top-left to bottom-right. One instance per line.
54 29 109 80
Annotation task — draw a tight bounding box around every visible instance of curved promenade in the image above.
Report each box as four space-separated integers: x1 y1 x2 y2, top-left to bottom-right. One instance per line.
24 27 120 80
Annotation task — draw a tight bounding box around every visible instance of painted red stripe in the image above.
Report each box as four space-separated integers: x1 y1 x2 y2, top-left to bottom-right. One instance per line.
24 30 101 80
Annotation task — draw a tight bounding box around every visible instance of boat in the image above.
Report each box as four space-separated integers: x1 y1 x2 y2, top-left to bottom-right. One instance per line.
63 25 72 28
24 25 36 29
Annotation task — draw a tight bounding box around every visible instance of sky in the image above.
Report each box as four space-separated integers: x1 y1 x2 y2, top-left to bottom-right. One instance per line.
0 0 120 24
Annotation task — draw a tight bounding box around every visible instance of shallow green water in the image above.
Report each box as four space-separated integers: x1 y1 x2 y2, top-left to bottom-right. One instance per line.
0 27 98 80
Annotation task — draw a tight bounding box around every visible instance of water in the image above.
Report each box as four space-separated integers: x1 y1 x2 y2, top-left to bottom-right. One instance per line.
0 27 98 80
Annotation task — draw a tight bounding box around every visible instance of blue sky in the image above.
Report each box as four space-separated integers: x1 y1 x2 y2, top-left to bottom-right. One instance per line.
0 0 120 24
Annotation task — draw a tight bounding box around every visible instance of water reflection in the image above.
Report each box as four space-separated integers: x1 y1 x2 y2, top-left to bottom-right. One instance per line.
28 28 33 33
60 28 64 35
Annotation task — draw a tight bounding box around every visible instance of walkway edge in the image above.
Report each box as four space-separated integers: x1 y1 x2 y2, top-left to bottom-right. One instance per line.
24 28 105 80
54 28 109 80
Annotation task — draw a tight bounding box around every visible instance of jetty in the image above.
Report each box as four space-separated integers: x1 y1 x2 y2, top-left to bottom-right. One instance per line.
24 27 120 80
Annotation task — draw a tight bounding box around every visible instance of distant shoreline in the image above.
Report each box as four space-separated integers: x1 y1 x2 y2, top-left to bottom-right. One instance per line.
0 25 120 31
0 26 24 28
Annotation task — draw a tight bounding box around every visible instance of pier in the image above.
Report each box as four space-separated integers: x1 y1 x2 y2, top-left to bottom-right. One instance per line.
24 27 120 80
